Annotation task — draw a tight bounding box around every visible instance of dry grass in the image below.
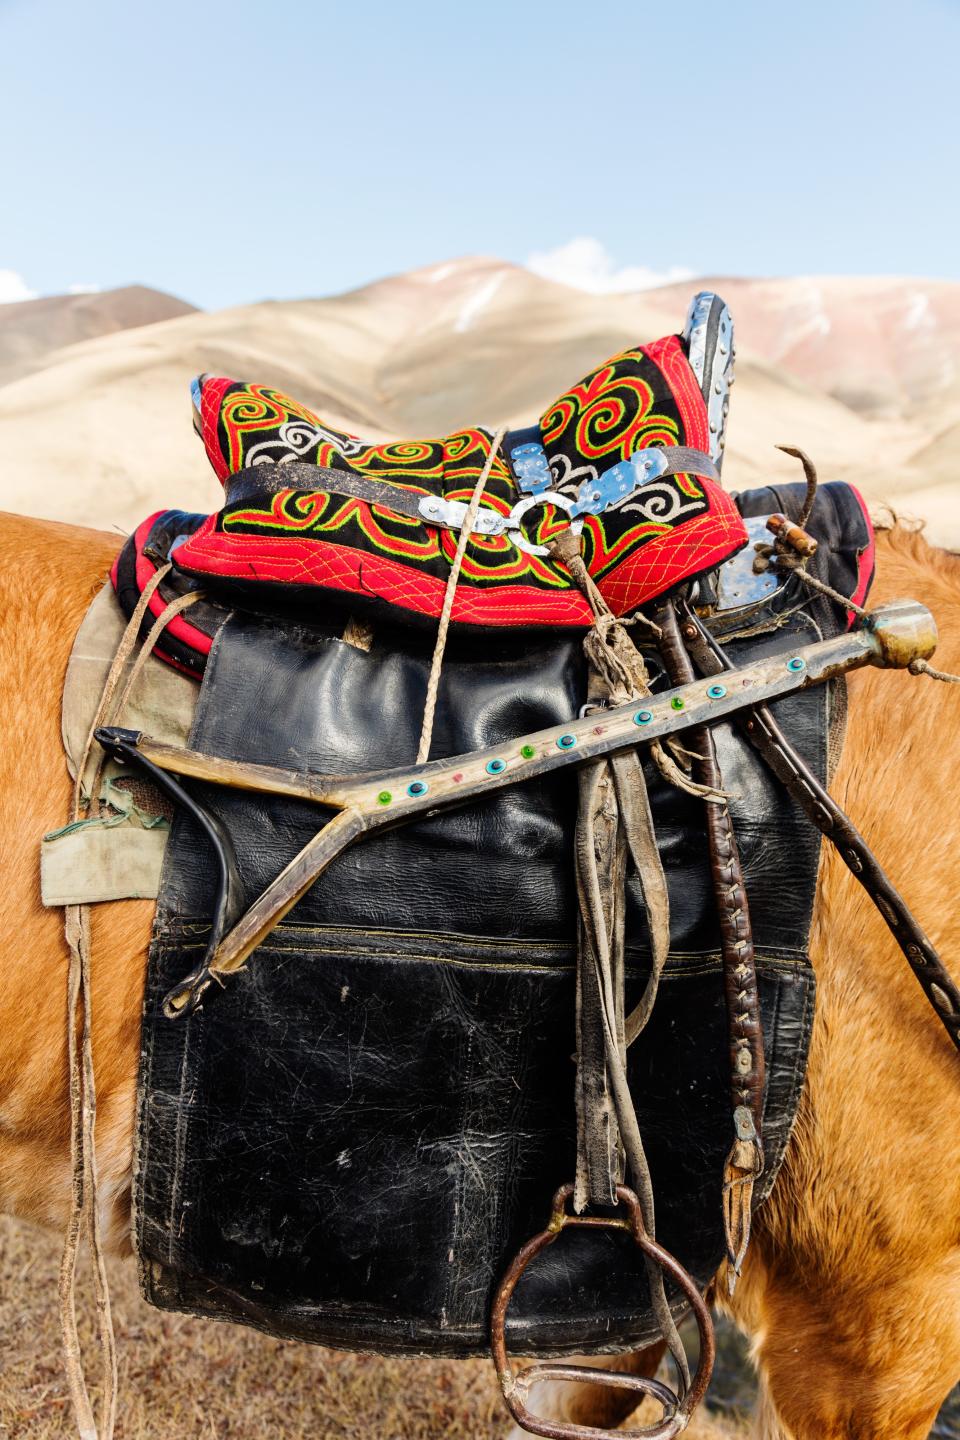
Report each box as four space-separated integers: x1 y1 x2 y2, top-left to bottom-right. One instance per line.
0 1216 750 1439
0 1215 504 1439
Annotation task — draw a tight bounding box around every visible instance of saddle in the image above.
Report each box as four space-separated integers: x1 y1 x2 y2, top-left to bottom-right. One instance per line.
112 298 746 668
93 293 955 1440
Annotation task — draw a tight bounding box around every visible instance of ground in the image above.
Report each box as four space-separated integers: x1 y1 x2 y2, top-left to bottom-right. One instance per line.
0 1215 751 1439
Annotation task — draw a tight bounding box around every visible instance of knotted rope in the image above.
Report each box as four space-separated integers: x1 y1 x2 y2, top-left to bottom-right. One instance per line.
416 427 507 764
61 575 202 1440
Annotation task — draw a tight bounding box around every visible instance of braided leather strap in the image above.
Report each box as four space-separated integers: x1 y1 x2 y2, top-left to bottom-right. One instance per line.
655 602 765 1284
681 607 960 1054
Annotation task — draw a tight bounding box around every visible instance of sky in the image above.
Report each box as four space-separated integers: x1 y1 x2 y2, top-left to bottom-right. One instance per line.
1 0 959 311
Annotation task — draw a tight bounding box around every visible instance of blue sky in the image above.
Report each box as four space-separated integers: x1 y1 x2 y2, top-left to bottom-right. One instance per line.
1 0 958 310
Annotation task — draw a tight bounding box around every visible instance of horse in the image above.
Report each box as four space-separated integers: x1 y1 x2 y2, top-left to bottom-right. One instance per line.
2 506 959 1440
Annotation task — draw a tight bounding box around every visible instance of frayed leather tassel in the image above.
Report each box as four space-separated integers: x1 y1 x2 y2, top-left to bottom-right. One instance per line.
722 1109 764 1294
648 737 730 804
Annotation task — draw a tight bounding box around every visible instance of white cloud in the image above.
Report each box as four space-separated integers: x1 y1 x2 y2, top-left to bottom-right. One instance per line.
526 237 695 295
0 269 37 303
67 282 101 295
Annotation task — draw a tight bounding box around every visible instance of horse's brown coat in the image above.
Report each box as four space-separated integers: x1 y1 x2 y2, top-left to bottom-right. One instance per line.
1 510 959 1439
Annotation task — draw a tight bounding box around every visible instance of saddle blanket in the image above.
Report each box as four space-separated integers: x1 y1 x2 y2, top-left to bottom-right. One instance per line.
133 479 873 1356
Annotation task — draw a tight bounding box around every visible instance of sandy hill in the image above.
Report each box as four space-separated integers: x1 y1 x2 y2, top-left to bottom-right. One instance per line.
0 258 957 546
638 274 960 420
0 284 197 390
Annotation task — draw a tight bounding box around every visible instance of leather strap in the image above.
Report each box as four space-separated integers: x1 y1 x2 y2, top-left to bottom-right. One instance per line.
557 535 691 1385
654 601 766 1284
221 448 720 523
680 604 960 1055
571 738 691 1388
224 462 432 516
574 759 626 1210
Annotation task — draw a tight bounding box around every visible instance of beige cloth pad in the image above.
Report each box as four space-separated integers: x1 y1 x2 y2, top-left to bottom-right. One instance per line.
41 582 200 905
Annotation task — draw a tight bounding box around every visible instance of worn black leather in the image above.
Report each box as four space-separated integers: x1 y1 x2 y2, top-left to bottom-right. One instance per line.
133 482 870 1356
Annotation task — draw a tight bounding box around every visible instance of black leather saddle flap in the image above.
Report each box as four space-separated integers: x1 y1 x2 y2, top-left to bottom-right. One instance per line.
134 602 826 1355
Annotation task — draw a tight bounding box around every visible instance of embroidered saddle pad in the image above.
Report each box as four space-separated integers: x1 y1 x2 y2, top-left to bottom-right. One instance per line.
147 331 746 630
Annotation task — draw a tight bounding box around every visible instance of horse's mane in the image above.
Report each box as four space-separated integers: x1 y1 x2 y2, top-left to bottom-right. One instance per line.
873 512 960 589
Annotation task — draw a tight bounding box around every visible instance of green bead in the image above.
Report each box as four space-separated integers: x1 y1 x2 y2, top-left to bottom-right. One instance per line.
671 696 685 710
521 744 536 759
377 790 392 805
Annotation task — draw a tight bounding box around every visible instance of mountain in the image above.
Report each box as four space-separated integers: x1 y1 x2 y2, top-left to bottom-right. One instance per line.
0 259 956 546
637 274 960 421
0 285 197 387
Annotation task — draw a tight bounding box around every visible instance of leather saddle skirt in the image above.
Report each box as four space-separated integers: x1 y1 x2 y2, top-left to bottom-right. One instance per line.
131 478 874 1356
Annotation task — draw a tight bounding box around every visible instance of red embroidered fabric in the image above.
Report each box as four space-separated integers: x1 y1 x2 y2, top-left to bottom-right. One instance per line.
173 335 747 627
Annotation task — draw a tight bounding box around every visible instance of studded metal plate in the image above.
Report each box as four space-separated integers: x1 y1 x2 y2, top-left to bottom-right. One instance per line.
715 515 782 612
683 292 735 470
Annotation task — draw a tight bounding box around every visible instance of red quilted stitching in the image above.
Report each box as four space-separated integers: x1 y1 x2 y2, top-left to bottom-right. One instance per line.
598 497 746 613
198 376 233 483
175 489 745 624
176 529 595 628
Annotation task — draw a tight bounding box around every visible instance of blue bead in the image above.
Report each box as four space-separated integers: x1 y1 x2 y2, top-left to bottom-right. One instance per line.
707 684 727 699
556 733 577 750
634 710 653 725
407 780 428 798
787 657 806 672
486 758 506 775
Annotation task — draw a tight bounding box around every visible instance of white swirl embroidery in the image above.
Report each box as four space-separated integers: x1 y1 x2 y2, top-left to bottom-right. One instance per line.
620 481 705 524
548 452 599 495
246 421 366 467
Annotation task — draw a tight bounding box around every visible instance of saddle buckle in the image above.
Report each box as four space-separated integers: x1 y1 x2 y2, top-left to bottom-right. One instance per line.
508 492 583 556
571 451 669 520
417 495 505 537
511 441 554 494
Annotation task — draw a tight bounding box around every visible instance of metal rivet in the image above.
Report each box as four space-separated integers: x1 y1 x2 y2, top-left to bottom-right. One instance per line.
486 758 506 775
520 744 536 759
787 657 806 672
556 733 576 750
671 696 685 710
377 791 392 806
707 684 727 699
407 780 428 797
634 710 653 725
